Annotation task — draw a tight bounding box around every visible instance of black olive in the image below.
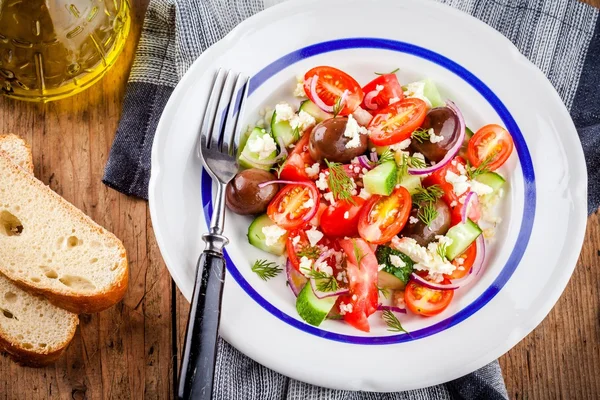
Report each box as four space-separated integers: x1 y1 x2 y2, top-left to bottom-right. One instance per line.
225 169 279 215
308 117 368 163
410 107 460 163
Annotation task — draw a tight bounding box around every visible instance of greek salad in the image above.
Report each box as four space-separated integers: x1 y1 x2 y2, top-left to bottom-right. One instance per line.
225 66 514 333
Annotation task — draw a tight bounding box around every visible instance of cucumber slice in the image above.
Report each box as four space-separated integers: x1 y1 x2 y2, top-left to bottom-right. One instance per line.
376 246 414 288
458 127 475 159
422 79 445 108
398 173 422 195
474 172 505 193
299 100 331 123
296 283 338 326
247 214 288 255
270 112 297 147
363 161 398 196
445 218 482 260
238 127 278 170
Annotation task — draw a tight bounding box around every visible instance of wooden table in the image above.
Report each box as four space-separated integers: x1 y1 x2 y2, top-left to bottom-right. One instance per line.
0 0 598 398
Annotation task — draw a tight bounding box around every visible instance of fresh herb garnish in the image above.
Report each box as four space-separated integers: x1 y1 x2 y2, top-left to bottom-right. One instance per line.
436 242 448 260
353 240 364 267
251 259 283 281
375 67 400 75
296 245 321 259
382 310 409 334
411 128 431 143
377 149 395 165
417 202 439 227
305 270 339 292
412 185 444 205
332 96 344 118
465 153 496 179
397 153 427 182
272 155 288 178
377 285 390 298
324 159 356 204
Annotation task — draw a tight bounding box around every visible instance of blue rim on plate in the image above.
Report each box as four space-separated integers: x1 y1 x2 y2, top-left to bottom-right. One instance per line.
201 38 536 345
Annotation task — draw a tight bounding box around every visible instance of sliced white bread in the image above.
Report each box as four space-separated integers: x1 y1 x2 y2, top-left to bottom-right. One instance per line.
0 134 33 172
0 139 78 366
0 151 128 314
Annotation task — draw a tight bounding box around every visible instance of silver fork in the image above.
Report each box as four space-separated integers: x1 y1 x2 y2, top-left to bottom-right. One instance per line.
177 69 249 400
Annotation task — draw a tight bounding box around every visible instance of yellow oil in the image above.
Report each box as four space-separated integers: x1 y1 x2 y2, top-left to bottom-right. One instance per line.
0 0 131 102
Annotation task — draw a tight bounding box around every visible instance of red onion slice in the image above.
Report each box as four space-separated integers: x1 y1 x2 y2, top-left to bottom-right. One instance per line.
364 89 381 110
377 304 407 314
352 106 374 126
408 100 466 175
310 278 349 299
408 234 486 290
309 76 349 114
286 259 307 297
369 152 379 163
460 192 476 223
356 155 374 171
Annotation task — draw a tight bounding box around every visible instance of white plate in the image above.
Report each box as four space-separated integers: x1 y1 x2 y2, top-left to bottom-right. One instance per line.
149 0 587 391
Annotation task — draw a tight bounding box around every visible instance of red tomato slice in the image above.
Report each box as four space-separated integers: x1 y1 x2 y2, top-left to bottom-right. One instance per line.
338 238 378 332
304 66 364 116
357 186 412 244
368 98 427 146
267 182 319 230
467 124 514 171
361 74 404 114
279 132 316 181
446 242 477 280
286 229 336 272
320 196 365 237
308 202 328 227
405 275 454 317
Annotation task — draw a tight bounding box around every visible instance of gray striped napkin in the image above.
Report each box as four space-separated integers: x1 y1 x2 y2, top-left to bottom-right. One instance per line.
103 0 600 398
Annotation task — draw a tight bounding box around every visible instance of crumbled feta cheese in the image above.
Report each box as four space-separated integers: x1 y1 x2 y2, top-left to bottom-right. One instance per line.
344 114 368 149
343 211 350 219
392 236 456 282
292 235 301 246
299 256 313 275
261 225 287 247
316 172 329 191
409 216 419 224
274 102 295 123
456 162 467 175
470 180 494 196
389 96 400 105
483 228 495 239
455 257 464 266
389 254 406 268
339 302 353 315
305 162 320 179
352 294 358 301
290 110 316 132
403 81 432 108
306 227 324 246
457 266 465 271
445 170 470 196
450 201 458 208
378 264 386 271
302 198 315 210
247 133 277 160
376 84 384 91
314 259 333 276
412 152 426 163
323 192 336 205
293 76 306 97
389 138 411 151
358 187 372 200
428 128 444 144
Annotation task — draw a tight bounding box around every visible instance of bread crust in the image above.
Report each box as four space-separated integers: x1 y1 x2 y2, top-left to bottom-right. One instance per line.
0 151 129 314
0 134 33 173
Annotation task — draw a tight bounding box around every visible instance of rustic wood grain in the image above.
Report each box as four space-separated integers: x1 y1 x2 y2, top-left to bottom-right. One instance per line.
0 0 598 399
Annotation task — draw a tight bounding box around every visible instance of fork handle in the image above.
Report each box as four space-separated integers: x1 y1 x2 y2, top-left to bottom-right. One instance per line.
177 249 226 400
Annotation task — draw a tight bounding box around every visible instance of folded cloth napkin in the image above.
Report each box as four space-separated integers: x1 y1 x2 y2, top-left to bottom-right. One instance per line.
103 0 600 398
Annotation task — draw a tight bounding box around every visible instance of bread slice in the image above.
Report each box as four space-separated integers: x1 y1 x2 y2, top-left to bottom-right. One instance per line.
0 151 129 314
0 277 78 366
0 140 78 366
0 134 33 173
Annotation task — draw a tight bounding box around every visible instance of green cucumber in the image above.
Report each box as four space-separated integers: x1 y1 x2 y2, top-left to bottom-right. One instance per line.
458 127 475 159
296 283 338 326
270 111 297 147
299 100 331 123
247 214 287 255
422 79 445 108
474 172 505 193
398 173 422 195
363 161 397 196
238 127 278 170
445 218 482 260
376 246 414 289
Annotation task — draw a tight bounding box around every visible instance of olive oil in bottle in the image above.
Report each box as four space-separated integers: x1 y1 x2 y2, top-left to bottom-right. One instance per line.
0 0 131 102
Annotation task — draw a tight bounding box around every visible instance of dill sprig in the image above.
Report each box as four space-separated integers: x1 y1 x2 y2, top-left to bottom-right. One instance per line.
466 153 496 179
305 270 339 292
296 245 321 259
377 286 390 299
397 153 427 182
411 128 431 143
374 67 400 75
251 259 283 281
417 202 439 227
377 149 395 165
412 185 444 205
382 310 409 334
332 96 344 118
353 240 364 267
437 243 448 260
324 159 356 204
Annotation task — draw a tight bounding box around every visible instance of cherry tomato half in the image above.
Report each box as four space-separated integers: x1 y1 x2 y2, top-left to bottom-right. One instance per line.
358 186 412 244
320 196 365 237
446 242 477 280
361 74 404 114
267 182 320 230
368 98 428 146
405 275 454 316
279 132 315 181
304 66 364 116
286 229 336 272
467 124 514 171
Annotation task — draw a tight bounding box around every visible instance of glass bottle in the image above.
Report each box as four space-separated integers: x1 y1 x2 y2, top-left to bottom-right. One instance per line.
0 0 131 102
